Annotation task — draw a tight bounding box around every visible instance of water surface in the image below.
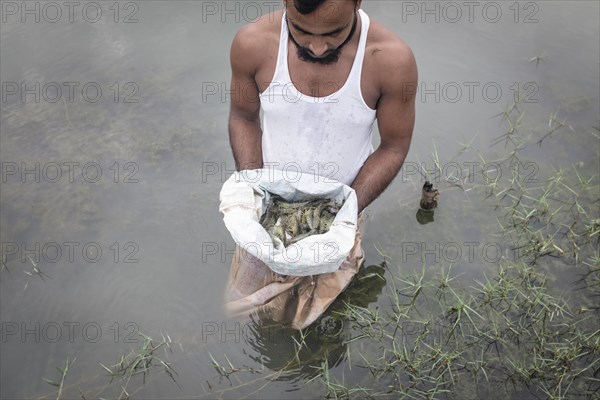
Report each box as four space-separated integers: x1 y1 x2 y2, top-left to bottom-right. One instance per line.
1 1 598 398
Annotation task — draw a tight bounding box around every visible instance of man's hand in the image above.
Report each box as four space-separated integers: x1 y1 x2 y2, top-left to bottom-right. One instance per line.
351 39 417 213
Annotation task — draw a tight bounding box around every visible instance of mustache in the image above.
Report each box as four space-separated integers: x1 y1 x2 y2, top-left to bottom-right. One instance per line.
295 46 341 65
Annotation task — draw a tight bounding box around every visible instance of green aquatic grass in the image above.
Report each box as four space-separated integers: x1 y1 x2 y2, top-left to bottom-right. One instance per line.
36 145 599 399
34 75 600 400
335 259 598 399
97 331 180 398
23 255 51 291
42 357 76 400
312 96 599 399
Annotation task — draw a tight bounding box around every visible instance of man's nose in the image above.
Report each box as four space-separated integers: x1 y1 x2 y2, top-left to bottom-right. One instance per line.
308 40 329 57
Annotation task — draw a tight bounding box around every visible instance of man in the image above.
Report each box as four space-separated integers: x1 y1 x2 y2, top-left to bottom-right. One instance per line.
225 0 417 329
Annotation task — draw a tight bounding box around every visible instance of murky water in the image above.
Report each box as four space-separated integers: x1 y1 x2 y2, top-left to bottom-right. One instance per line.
1 1 598 398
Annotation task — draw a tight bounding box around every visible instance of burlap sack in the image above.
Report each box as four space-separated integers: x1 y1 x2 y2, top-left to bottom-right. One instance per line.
224 215 365 330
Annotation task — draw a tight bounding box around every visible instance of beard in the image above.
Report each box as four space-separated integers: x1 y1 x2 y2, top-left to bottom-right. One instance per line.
295 46 342 65
287 12 357 66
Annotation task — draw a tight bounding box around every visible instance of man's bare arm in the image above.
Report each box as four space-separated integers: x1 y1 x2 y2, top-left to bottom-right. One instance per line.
351 43 417 213
228 27 263 171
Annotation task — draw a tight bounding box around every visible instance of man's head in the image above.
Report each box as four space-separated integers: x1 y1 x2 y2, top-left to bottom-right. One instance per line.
284 0 361 65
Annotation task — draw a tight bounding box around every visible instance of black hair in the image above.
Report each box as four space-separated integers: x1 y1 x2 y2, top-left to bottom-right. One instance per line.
293 0 358 15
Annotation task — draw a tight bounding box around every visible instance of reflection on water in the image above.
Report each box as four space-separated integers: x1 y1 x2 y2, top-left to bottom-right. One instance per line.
245 317 347 384
416 209 436 225
242 263 387 386
1 1 598 398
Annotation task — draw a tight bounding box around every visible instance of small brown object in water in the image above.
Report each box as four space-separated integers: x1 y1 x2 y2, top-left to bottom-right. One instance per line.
419 181 440 210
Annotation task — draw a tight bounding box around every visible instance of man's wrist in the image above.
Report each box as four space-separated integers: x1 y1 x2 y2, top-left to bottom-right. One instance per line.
237 162 263 171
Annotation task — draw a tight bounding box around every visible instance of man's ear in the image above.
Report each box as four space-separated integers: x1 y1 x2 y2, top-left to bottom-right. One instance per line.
356 0 363 10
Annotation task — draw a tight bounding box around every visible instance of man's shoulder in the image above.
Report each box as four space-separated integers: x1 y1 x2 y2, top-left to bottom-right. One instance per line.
230 10 282 64
364 18 417 88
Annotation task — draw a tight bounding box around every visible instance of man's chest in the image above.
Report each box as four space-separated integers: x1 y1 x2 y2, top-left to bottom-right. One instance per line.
287 59 352 98
255 40 380 109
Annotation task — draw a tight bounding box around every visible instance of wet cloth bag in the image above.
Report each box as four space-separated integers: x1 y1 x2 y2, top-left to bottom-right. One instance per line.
219 169 358 276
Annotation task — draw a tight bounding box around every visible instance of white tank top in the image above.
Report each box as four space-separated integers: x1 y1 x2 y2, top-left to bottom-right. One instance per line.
259 9 376 186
